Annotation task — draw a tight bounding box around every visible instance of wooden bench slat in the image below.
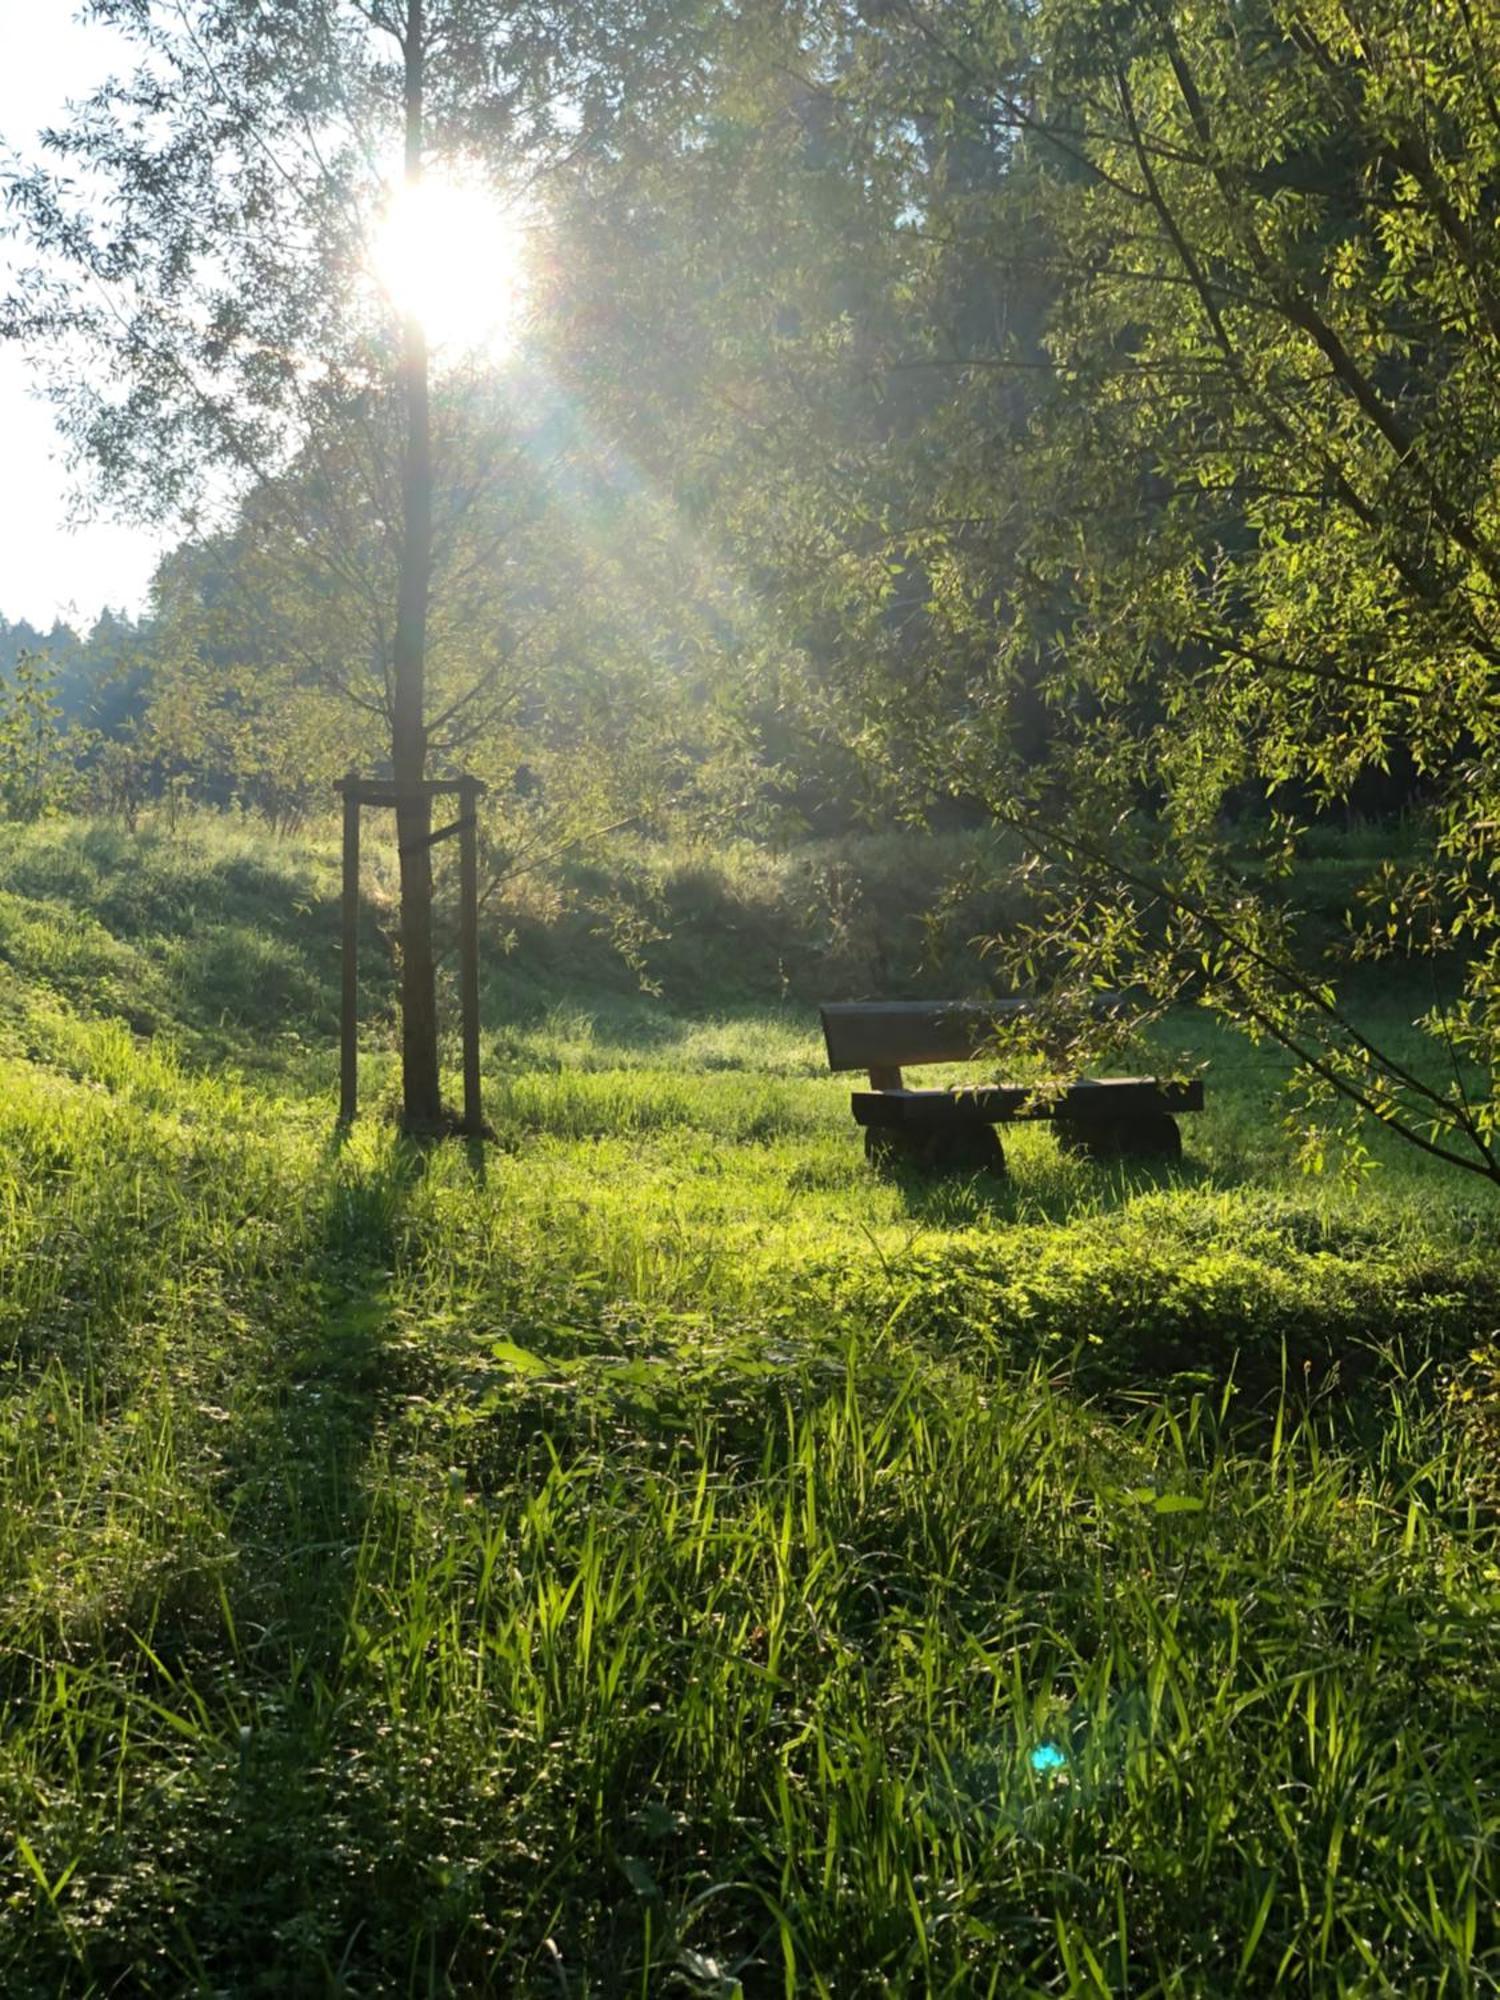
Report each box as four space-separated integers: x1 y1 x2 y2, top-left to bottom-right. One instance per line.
820 1000 1035 1073
851 1077 1204 1128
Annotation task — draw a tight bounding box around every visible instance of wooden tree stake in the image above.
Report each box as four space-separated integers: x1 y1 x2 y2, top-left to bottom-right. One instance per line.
458 778 483 1136
340 782 361 1125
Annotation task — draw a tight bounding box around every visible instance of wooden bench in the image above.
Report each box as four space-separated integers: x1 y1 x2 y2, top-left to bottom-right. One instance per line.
819 1000 1203 1172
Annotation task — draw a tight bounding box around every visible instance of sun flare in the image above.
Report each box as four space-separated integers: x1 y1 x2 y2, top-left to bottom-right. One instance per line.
370 176 528 359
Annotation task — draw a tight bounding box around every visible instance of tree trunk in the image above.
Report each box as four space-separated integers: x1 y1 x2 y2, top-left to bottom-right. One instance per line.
392 0 443 1131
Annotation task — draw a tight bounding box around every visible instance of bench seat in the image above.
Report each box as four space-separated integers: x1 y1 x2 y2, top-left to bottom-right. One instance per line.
851 1076 1205 1128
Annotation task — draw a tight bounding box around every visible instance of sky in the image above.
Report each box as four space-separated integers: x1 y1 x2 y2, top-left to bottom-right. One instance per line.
0 9 160 633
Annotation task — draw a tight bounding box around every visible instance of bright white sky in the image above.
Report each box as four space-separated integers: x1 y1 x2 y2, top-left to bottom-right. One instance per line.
0 8 160 632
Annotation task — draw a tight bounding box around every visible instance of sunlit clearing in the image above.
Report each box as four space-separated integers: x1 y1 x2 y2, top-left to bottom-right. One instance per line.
370 176 528 358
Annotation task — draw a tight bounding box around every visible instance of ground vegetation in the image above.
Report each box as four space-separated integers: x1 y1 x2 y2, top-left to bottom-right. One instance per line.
0 813 1496 1992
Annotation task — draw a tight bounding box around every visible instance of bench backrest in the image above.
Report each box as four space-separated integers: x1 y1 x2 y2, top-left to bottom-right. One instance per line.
820 1001 1030 1075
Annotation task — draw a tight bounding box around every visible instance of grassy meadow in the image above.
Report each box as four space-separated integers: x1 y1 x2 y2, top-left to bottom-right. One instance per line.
2 814 1499 1995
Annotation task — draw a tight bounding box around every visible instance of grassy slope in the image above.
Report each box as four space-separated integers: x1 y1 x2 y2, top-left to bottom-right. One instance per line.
1 814 1498 1996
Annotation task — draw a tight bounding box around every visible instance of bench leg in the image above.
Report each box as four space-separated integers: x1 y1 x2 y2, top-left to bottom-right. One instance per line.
864 1123 1006 1175
1054 1112 1182 1163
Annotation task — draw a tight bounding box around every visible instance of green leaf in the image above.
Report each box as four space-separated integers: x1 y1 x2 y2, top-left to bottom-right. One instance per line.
1238 1873 1279 1980
489 1339 551 1376
619 1854 659 1899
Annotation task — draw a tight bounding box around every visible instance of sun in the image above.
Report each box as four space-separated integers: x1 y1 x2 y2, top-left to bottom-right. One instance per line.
370 175 528 359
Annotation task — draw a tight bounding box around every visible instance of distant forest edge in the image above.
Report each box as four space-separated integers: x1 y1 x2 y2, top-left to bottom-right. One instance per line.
0 603 1435 837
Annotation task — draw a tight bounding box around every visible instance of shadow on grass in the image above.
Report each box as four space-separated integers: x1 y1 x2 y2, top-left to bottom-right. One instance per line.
880 1144 1224 1229
157 1130 437 1989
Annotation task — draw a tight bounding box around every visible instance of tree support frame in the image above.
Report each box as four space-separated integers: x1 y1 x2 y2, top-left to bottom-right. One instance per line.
336 774 487 1136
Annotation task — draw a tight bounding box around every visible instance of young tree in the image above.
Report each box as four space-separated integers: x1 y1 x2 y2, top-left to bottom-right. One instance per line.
3 0 704 1130
0 651 86 822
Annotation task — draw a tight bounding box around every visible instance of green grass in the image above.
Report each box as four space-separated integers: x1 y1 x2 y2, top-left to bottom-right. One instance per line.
1 814 1499 1995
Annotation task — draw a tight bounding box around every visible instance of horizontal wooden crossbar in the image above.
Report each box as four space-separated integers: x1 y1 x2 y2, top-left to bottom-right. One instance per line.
336 775 488 807
851 1077 1205 1129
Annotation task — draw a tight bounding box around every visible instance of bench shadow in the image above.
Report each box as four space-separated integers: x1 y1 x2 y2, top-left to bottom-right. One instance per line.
880 1145 1224 1227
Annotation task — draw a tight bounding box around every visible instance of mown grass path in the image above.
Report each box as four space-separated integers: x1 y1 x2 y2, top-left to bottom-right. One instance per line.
1 819 1499 1994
